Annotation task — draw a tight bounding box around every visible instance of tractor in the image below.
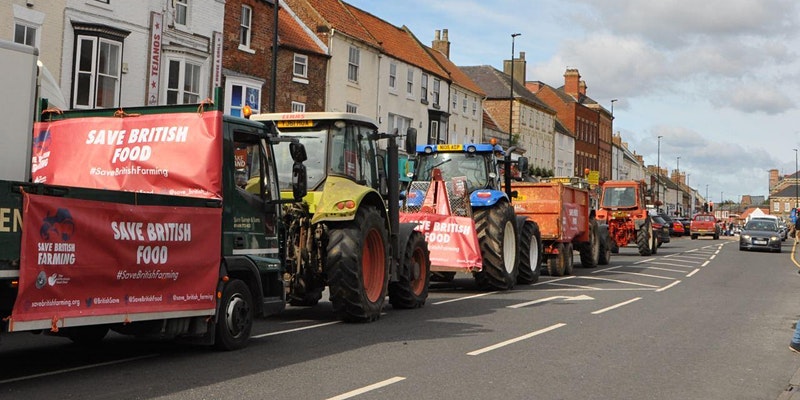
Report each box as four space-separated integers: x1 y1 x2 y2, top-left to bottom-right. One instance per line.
595 180 657 256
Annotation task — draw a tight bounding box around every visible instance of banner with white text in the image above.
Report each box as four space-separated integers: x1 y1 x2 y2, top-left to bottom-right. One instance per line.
10 193 222 325
399 213 482 272
31 111 223 199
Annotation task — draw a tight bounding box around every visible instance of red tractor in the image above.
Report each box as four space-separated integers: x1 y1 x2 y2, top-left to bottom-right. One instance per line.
595 180 657 256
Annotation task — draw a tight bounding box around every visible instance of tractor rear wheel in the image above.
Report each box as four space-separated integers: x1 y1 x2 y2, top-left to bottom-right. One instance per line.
579 220 600 268
517 219 542 284
327 207 389 322
563 242 574 275
637 218 653 256
598 225 612 265
389 231 430 309
474 202 518 290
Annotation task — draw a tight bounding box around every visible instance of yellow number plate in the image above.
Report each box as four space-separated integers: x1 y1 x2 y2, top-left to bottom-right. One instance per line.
437 144 463 151
277 120 314 128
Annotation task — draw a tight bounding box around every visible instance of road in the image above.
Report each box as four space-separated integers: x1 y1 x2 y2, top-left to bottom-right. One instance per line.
2 236 800 400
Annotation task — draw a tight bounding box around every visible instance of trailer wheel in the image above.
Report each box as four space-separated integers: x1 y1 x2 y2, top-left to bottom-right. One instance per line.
637 218 653 256
579 220 600 268
215 279 253 351
389 231 430 309
517 219 542 284
563 242 574 275
327 206 389 322
65 325 109 345
474 202 518 290
546 243 566 276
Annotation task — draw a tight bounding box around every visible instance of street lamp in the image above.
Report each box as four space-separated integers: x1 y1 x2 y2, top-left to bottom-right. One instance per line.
657 135 663 209
508 33 521 149
610 99 618 116
794 148 798 213
676 156 680 216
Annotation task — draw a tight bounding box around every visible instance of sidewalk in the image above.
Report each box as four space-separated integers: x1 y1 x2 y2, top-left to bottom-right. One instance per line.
779 240 800 399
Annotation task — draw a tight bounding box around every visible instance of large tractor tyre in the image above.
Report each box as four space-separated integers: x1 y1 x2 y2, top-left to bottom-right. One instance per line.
651 230 659 255
579 220 600 268
389 231 430 309
546 243 567 277
611 239 620 254
327 207 389 323
473 202 519 290
431 272 456 282
636 219 654 256
563 242 575 275
598 225 612 265
517 219 543 284
215 279 253 351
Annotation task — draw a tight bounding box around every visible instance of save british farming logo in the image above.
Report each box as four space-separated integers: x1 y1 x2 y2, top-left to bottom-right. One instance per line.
34 207 76 289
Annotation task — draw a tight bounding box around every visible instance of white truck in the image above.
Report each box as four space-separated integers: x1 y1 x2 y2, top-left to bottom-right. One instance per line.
0 39 39 181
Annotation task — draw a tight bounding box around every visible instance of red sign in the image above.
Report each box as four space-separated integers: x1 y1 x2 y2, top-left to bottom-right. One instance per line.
10 193 222 329
399 213 482 272
31 111 223 199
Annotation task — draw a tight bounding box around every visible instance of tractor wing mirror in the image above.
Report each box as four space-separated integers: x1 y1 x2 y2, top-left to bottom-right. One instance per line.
517 157 529 175
290 142 307 163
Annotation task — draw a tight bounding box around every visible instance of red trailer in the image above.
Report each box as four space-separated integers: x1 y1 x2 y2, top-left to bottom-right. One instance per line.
511 178 609 276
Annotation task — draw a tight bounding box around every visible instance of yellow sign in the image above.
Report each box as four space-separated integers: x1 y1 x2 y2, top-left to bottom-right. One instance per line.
277 120 314 128
437 144 463 151
549 177 573 184
587 170 600 185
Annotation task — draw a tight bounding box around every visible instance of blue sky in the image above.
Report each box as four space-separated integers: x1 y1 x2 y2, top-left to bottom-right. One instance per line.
344 0 800 201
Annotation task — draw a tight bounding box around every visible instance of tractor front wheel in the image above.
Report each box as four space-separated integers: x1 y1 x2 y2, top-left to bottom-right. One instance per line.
474 202 518 290
637 218 653 256
579 220 600 268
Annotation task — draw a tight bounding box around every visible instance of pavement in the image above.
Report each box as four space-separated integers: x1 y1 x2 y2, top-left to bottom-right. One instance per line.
778 238 800 400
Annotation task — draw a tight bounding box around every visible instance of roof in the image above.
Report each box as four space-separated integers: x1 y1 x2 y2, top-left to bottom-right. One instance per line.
427 47 484 96
554 118 574 138
301 0 380 47
771 184 800 198
460 65 553 113
279 6 327 56
482 110 500 131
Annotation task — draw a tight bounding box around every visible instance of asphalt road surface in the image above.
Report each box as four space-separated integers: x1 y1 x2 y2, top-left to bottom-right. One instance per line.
2 235 800 400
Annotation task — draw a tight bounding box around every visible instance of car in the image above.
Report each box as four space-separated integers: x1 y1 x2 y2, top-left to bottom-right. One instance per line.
739 219 782 252
750 215 786 241
671 220 685 236
651 215 671 246
658 213 680 236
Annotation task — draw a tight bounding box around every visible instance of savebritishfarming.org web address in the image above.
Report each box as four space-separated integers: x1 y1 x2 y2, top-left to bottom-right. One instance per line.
90 166 169 177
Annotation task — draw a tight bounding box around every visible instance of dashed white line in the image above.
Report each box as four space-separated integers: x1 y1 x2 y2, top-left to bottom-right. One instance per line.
656 280 682 292
326 376 406 400
580 276 660 288
686 268 700 277
602 270 676 280
701 261 710 267
433 291 497 305
0 354 159 385
591 297 641 315
253 321 341 338
467 323 566 356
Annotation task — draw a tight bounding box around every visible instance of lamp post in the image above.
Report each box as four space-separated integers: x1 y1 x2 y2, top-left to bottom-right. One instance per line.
508 33 521 149
794 148 798 213
611 99 618 116
676 156 680 216
706 184 709 211
657 135 663 210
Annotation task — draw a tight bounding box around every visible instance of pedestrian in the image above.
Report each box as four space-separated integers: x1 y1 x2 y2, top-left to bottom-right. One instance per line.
795 217 800 242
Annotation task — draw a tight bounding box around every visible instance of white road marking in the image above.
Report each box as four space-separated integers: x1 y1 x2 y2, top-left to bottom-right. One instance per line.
634 258 656 264
701 261 710 267
600 270 676 280
544 282 602 290
432 291 497 305
686 268 700 277
644 266 689 273
0 354 158 384
579 275 660 288
709 254 717 260
326 376 406 400
648 261 698 268
656 280 682 292
508 294 594 309
467 323 566 356
533 276 576 286
253 321 341 338
591 297 642 315
592 266 623 274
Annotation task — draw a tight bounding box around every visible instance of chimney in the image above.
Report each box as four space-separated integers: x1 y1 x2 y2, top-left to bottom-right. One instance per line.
579 80 587 96
503 51 526 85
769 168 779 192
432 28 450 58
564 68 581 97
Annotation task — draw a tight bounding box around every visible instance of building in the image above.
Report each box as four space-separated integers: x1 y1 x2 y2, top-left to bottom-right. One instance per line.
768 170 800 220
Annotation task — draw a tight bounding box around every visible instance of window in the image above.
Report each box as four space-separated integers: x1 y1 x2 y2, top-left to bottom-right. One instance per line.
240 5 252 48
421 73 428 102
462 98 467 114
14 23 36 46
346 103 358 113
429 120 439 144
73 35 122 109
406 69 414 95
432 78 440 106
452 91 458 110
348 46 360 83
774 202 780 212
388 113 412 150
293 53 308 78
175 0 188 26
166 58 202 104
226 79 262 117
472 99 477 116
291 102 305 112
389 62 397 89
785 202 791 212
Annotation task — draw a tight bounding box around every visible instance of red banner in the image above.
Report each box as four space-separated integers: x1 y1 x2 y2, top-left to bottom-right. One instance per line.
399 213 482 272
31 111 223 199
10 193 222 328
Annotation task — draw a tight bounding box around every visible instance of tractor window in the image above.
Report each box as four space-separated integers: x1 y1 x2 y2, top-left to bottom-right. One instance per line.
416 152 488 192
602 187 636 208
274 132 326 190
329 122 377 188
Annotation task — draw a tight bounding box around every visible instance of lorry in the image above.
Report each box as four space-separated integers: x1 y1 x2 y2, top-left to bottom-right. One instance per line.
398 141 538 290
595 180 657 256
689 213 720 240
0 39 38 182
1 94 308 350
511 177 611 276
248 112 430 322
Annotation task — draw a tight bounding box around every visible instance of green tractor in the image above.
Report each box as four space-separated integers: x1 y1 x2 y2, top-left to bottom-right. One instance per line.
250 112 430 322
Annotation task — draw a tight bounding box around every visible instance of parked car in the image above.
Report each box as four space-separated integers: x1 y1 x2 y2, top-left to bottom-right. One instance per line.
739 219 782 252
651 215 671 247
671 220 686 236
659 214 678 236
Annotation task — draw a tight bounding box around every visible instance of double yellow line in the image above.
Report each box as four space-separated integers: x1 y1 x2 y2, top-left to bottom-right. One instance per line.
793 238 800 268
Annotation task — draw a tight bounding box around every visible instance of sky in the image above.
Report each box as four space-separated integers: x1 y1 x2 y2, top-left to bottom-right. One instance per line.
344 0 800 201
